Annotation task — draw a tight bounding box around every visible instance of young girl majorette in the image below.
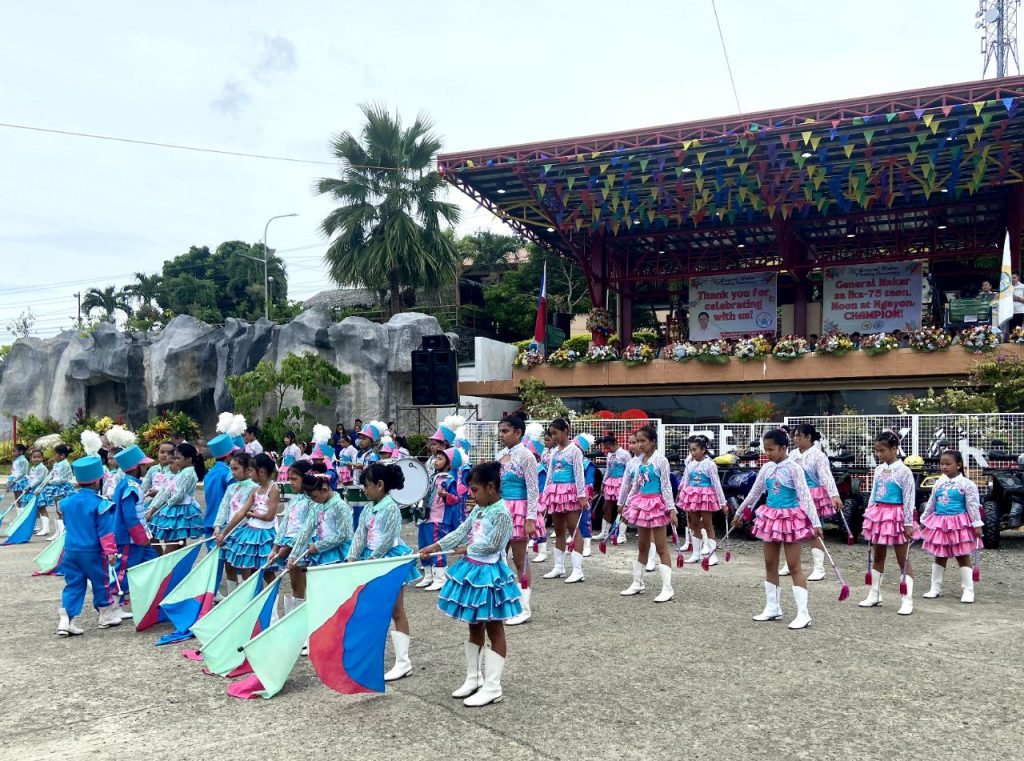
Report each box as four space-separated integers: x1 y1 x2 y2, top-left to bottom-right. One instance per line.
619 425 677 602
223 453 279 581
420 461 522 707
38 444 74 538
352 421 386 528
529 426 552 562
496 414 539 625
732 429 822 630
577 434 597 557
141 442 174 509
416 447 465 592
539 418 589 584
281 431 302 468
267 460 314 609
213 453 256 598
594 435 631 542
6 443 29 506
790 423 843 581
920 449 982 603
146 443 206 550
860 431 917 615
347 462 421 681
24 448 48 511
615 432 643 547
677 435 726 566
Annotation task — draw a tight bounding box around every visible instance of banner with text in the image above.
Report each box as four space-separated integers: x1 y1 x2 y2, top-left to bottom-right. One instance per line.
688 273 778 340
822 262 923 334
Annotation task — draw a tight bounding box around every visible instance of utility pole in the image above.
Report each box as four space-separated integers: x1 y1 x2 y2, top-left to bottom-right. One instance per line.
74 291 82 328
261 213 298 320
978 0 1021 78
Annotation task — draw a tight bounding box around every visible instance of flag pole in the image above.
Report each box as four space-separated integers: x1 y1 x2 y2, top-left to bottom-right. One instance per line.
303 549 455 572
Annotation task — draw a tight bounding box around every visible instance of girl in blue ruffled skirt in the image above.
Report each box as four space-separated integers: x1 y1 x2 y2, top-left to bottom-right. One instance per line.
420 461 522 707
223 453 279 582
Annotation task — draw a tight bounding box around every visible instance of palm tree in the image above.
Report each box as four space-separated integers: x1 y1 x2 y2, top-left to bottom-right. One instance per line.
125 272 163 310
81 286 133 323
317 105 461 316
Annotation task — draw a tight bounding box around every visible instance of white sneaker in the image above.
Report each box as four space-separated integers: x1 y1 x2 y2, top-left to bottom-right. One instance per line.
788 586 812 629
620 561 646 596
415 567 433 588
922 563 943 599
753 581 783 621
426 569 446 592
960 566 975 604
564 551 585 583
859 570 883 607
807 547 826 581
897 576 914 615
654 564 674 603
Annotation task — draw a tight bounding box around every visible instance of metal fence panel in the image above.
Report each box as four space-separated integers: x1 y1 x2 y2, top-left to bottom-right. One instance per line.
460 418 664 463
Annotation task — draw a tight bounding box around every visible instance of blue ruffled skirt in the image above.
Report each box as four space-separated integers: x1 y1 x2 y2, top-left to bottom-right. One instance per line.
38 482 73 508
304 541 349 568
437 557 522 623
150 501 203 541
223 525 275 569
6 475 29 493
267 535 294 571
357 544 421 585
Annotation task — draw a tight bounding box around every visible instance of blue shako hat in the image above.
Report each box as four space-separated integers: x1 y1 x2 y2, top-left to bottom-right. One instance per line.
73 455 105 485
114 445 151 472
208 434 235 459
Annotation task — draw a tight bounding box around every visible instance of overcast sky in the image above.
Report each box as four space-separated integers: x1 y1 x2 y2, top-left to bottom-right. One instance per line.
0 0 1002 337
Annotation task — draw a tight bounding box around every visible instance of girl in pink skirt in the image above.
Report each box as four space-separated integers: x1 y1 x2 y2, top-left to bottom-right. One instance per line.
595 435 631 542
676 435 726 566
619 425 678 602
790 423 842 582
497 414 539 625
920 450 982 603
733 429 821 630
613 432 642 547
539 419 589 584
859 431 917 615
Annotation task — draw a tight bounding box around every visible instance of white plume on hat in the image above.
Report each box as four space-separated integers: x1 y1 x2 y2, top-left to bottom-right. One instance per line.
312 424 331 445
525 422 544 439
215 412 235 434
380 435 395 449
81 430 103 457
227 414 247 438
442 414 466 431
106 425 136 449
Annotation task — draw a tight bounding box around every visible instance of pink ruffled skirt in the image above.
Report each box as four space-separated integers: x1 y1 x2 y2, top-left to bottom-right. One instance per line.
541 483 580 515
862 502 911 546
507 499 539 541
809 486 836 518
677 486 721 512
623 493 672 528
752 506 814 544
922 512 977 558
602 476 623 500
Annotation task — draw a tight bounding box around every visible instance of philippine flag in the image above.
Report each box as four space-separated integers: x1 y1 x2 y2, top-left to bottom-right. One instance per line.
156 544 224 645
533 262 548 353
2 495 39 546
127 541 205 631
305 555 418 694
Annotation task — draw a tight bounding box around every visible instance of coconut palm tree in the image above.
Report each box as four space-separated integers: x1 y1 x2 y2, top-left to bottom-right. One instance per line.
125 272 163 310
317 105 461 316
81 285 133 322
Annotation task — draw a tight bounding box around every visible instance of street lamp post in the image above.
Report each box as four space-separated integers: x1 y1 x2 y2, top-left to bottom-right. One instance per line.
261 213 298 320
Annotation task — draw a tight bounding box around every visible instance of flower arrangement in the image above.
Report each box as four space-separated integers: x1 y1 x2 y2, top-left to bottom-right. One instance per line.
695 339 732 364
547 346 580 367
621 342 655 366
861 333 899 356
664 341 698 361
586 308 615 339
514 348 544 369
816 333 854 356
733 335 773 360
959 325 1002 354
908 327 952 353
583 344 620 363
772 335 810 360
1010 325 1024 344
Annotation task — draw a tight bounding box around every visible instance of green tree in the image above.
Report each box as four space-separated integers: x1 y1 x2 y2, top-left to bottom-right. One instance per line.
226 352 351 446
458 230 524 285
82 286 133 322
317 104 461 317
125 272 163 310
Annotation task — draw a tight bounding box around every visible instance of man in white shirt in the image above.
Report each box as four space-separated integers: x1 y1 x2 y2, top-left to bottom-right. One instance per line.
689 311 722 341
1012 273 1024 330
242 428 264 455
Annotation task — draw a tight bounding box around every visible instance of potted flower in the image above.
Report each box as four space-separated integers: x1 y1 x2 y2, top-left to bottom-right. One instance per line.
816 332 854 356
665 341 698 361
908 327 952 353
584 344 620 363
772 335 810 360
959 325 1003 354
733 335 773 360
586 308 615 346
861 333 899 356
514 348 544 369
695 339 732 364
547 346 581 368
621 342 655 366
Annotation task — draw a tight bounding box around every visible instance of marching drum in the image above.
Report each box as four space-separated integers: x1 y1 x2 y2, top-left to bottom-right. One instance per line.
391 458 430 506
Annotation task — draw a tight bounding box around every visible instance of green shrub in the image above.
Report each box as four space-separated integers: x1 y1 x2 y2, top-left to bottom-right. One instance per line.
16 414 64 443
562 335 592 354
631 329 659 346
406 433 429 457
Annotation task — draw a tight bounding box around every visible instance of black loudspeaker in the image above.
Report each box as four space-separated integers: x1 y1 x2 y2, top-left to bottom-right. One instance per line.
410 345 458 405
411 351 434 405
421 334 450 350
552 312 571 336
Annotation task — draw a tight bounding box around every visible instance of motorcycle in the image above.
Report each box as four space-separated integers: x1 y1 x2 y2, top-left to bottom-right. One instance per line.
981 450 1024 550
826 449 869 540
717 442 763 539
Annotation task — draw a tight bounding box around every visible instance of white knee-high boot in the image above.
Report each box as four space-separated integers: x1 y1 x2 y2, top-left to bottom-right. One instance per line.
807 547 826 581
923 563 943 599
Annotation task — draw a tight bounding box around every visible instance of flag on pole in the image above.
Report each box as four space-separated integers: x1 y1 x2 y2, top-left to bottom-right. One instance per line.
227 602 308 700
305 555 418 695
532 262 548 355
127 541 204 631
31 532 65 576
199 577 281 677
998 230 1015 327
156 545 225 645
0 497 15 528
187 571 263 652
2 495 39 546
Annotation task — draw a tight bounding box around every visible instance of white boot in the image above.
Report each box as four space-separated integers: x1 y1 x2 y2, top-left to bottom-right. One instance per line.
506 587 531 625
216 578 236 603
97 603 123 629
704 538 719 567
685 538 702 564
897 576 914 616
426 567 447 592
271 594 290 624
542 549 564 579
57 608 84 636
960 566 975 603
654 564 674 603
779 561 791 576
807 547 826 581
565 551 585 583
594 520 611 542
788 585 812 629
923 563 944 599
532 543 549 563
615 523 627 545
463 648 504 707
753 581 783 621
680 527 692 552
645 545 657 572
452 642 482 698
620 560 646 596
582 537 592 557
384 630 412 681
859 570 883 607
415 566 433 589
700 528 712 556
35 514 50 536
46 519 64 541
118 604 134 620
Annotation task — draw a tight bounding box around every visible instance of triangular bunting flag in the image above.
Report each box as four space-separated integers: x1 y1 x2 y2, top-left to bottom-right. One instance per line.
200 577 282 677
31 531 65 576
2 496 39 546
156 545 225 645
127 541 204 631
228 603 308 700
